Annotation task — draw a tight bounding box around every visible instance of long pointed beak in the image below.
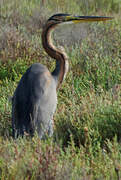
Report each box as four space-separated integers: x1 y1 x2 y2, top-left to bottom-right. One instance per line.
66 15 113 23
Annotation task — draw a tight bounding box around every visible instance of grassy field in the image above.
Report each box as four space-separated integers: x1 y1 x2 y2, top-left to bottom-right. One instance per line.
0 0 121 179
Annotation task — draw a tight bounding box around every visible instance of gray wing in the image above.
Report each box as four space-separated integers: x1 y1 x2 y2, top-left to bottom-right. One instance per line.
12 63 57 138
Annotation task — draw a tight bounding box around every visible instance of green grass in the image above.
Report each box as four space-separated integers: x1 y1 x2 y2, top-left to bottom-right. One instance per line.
0 0 121 179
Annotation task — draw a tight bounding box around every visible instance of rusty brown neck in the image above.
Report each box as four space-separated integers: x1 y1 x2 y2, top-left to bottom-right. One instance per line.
41 21 68 89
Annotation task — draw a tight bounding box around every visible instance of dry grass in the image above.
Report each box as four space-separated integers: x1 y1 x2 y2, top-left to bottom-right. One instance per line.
0 0 121 179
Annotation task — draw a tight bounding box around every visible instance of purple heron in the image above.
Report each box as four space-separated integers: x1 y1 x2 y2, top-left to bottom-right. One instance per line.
12 14 113 139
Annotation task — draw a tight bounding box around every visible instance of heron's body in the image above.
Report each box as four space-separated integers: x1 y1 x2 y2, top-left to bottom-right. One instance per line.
12 13 113 139
12 63 57 138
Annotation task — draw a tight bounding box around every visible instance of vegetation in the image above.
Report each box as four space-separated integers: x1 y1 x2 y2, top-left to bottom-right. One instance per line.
0 0 121 179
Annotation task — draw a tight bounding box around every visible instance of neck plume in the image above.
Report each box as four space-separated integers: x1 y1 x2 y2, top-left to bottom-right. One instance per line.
41 21 69 89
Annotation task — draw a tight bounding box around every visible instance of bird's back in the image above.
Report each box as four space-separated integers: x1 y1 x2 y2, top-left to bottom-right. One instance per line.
12 63 57 138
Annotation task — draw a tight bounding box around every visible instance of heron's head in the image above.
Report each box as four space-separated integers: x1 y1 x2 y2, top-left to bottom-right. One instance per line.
47 13 113 25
